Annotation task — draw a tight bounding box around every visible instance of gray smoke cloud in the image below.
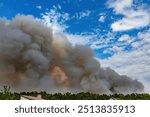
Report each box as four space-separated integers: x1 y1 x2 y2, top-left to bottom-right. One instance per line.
0 15 144 94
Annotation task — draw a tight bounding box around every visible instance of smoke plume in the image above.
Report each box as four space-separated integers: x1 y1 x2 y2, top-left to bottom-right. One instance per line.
0 15 144 94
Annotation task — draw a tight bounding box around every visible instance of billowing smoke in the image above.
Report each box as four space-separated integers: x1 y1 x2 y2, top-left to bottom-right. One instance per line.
0 15 144 94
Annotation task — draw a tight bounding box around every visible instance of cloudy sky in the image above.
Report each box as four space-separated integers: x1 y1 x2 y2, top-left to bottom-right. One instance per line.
0 0 150 92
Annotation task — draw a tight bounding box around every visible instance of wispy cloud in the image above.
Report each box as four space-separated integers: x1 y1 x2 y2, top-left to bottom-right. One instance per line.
39 7 94 46
99 15 106 23
36 5 42 10
90 32 116 50
98 12 107 23
40 7 69 33
74 10 91 20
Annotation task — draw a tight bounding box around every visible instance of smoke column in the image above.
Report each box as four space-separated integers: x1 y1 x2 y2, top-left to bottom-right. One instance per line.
0 15 144 94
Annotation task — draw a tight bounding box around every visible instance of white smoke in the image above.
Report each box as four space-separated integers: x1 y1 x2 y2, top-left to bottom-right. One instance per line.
0 15 144 94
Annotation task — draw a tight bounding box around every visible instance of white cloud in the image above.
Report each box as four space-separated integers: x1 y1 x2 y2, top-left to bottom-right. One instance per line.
111 11 150 31
75 10 91 20
108 0 133 14
99 15 106 23
118 34 131 42
66 33 94 46
100 29 150 92
138 29 150 43
36 5 42 10
40 8 69 33
90 32 116 49
108 0 150 31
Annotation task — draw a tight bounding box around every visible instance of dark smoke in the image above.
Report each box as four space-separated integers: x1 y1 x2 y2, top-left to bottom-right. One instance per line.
0 15 144 94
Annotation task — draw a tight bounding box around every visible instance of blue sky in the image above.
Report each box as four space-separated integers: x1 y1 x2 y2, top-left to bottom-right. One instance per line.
0 0 150 92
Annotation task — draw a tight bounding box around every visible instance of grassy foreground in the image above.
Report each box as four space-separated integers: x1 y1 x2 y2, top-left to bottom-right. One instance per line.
0 86 150 100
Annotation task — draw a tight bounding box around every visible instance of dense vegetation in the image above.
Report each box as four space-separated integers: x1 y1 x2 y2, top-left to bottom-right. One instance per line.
0 86 150 100
0 86 20 100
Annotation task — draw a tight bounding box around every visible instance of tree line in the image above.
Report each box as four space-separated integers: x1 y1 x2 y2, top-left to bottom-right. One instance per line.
0 86 150 100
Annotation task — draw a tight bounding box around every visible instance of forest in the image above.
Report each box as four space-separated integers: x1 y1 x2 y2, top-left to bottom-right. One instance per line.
0 86 150 100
